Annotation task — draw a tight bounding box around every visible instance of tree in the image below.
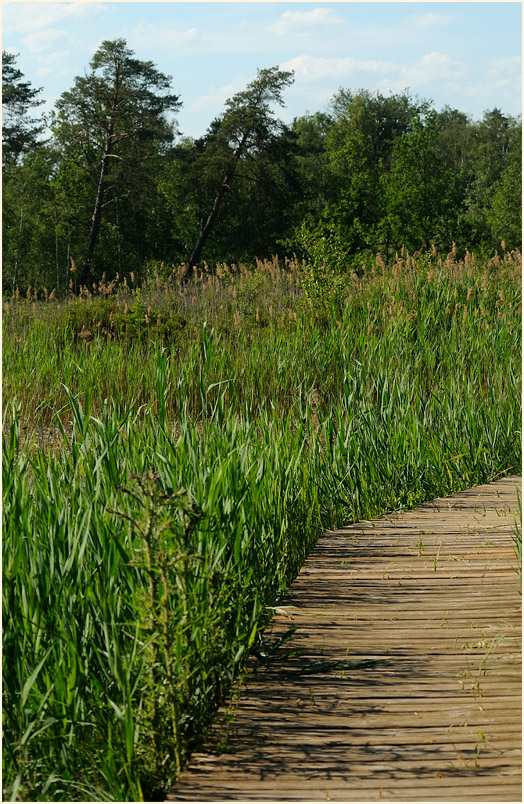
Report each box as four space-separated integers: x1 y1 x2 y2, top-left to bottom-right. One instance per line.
383 110 461 252
433 106 474 175
2 147 58 293
289 112 334 234
52 39 181 285
487 122 522 250
459 108 521 249
2 51 45 165
181 66 294 282
323 89 428 257
1 52 53 293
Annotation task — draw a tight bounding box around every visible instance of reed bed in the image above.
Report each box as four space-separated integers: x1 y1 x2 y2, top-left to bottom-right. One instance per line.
2 250 521 801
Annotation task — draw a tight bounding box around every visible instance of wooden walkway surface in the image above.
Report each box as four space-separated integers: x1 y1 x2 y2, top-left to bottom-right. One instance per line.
168 476 522 802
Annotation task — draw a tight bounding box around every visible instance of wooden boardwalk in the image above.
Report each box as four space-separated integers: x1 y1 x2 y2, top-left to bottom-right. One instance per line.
168 477 522 802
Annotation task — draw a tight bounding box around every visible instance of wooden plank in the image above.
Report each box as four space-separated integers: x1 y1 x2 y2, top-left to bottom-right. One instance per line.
167 476 522 802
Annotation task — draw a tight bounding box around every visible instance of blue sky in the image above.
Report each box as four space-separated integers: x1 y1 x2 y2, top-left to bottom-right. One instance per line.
2 2 522 139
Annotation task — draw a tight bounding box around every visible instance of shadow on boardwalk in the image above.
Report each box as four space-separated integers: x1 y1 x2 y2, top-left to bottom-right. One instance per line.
168 476 522 802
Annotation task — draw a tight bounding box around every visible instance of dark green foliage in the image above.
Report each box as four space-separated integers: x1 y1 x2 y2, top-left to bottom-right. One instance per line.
487 124 522 250
52 39 181 285
2 51 45 166
460 109 522 250
2 147 59 293
383 111 462 252
319 89 429 257
181 67 294 280
1 45 521 293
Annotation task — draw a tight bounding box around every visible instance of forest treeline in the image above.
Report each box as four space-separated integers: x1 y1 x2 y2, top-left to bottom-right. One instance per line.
2 39 522 295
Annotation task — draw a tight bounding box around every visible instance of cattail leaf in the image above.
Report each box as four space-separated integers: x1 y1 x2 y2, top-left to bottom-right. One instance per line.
20 647 52 708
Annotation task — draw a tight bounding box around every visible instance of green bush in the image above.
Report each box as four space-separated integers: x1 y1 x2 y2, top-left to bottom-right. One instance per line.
58 293 187 345
298 222 353 317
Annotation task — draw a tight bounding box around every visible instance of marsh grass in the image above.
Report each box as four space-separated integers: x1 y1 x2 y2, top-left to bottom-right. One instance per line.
2 248 521 800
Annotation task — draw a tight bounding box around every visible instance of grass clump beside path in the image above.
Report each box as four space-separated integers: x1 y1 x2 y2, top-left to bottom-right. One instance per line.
2 249 521 801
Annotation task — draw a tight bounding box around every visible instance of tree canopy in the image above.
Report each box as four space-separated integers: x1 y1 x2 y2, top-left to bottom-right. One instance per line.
181 66 294 281
2 51 45 165
2 41 522 294
52 38 181 285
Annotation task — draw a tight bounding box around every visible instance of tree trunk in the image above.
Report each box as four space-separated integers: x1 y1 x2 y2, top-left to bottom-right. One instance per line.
55 226 59 293
182 174 233 283
12 204 24 295
79 124 114 287
66 230 71 296
181 132 249 284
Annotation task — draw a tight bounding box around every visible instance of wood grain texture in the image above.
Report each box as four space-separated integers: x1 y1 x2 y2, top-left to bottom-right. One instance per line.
167 476 522 802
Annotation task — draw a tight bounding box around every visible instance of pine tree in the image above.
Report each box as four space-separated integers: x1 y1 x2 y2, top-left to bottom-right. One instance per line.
2 51 45 165
53 39 181 285
182 67 294 282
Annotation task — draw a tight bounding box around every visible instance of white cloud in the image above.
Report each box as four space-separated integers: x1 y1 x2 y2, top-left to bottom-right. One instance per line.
38 49 70 66
21 27 69 55
282 51 470 110
266 8 343 37
400 52 468 84
36 50 69 78
3 2 111 35
193 77 250 111
281 54 396 81
412 13 452 28
485 55 521 80
124 21 200 51
36 66 53 78
463 57 522 108
463 80 517 104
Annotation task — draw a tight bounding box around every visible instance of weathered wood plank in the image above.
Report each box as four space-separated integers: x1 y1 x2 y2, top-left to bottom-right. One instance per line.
167 476 522 802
